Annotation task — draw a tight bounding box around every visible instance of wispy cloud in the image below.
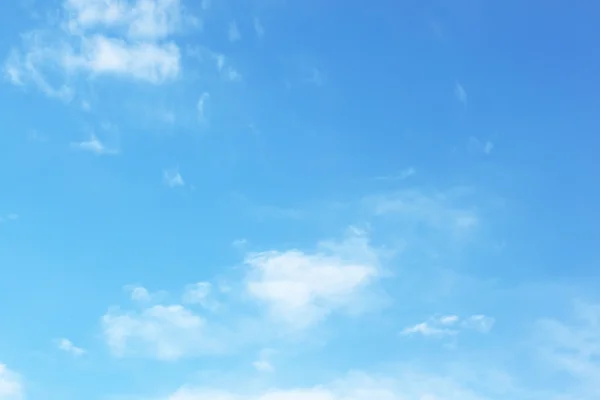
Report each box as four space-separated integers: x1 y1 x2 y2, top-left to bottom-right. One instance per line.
197 92 210 120
57 338 86 356
366 187 480 236
228 21 241 42
401 314 494 337
467 137 494 155
375 167 416 181
70 134 118 155
163 168 185 188
0 363 22 399
253 17 265 38
537 301 600 398
455 82 467 104
253 348 276 372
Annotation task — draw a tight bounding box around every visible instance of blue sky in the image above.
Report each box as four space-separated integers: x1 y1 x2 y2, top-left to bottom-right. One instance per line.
1 0 599 399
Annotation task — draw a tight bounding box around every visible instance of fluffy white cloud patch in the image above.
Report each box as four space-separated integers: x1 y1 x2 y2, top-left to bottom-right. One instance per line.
244 229 380 329
4 0 189 96
102 304 216 360
0 364 22 400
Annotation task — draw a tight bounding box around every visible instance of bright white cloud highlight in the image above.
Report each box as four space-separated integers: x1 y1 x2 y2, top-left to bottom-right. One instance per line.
244 229 379 329
5 0 186 96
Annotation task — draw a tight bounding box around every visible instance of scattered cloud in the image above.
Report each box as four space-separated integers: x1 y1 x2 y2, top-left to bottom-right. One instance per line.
232 238 248 249
244 228 380 329
467 137 494 155
537 301 600 398
0 363 23 400
401 314 494 337
305 67 326 86
197 92 210 120
253 348 276 372
57 338 86 356
163 168 185 187
253 17 265 38
375 167 416 181
455 82 467 104
128 286 152 302
102 304 213 360
366 188 480 236
462 315 495 333
70 134 118 155
167 370 493 400
228 21 241 42
4 0 191 99
182 282 218 311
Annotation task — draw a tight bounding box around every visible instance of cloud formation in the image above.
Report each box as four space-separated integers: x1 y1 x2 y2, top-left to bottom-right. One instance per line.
0 364 22 400
245 228 380 329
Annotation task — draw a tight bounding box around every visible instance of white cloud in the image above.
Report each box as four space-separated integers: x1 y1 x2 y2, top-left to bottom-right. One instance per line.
455 82 467 104
57 338 86 356
401 322 457 337
467 137 494 156
244 228 379 329
0 364 23 400
182 282 218 311
5 0 186 97
70 134 118 155
253 18 264 38
375 167 416 181
129 286 152 302
462 315 495 333
537 302 600 398
102 304 212 360
228 21 241 42
65 35 181 83
163 168 185 187
197 92 209 120
253 349 276 372
63 0 185 40
167 371 491 400
402 314 493 337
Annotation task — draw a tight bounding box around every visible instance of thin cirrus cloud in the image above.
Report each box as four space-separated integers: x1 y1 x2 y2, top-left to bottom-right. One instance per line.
70 134 118 155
